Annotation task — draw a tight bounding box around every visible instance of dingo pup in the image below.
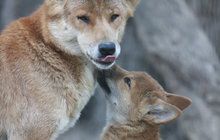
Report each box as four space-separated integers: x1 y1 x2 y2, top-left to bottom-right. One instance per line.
98 66 191 140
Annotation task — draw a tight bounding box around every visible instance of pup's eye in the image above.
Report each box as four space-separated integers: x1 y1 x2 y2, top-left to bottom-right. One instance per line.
77 15 90 24
111 14 120 22
124 77 131 88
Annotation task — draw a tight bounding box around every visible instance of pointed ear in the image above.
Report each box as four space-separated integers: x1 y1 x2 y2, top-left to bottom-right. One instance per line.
166 93 192 111
144 99 181 125
45 0 68 16
127 0 140 7
125 0 140 16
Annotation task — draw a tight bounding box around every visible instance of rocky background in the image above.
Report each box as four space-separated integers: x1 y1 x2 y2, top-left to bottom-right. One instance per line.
1 0 220 140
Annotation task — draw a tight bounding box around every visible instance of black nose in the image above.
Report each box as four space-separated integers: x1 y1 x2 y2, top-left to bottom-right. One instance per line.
99 42 116 56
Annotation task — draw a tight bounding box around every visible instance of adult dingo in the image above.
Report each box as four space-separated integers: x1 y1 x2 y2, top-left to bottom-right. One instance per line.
0 0 140 139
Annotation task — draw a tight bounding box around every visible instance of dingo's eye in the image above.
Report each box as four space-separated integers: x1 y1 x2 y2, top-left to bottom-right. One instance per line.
124 77 131 88
77 15 90 24
111 14 120 22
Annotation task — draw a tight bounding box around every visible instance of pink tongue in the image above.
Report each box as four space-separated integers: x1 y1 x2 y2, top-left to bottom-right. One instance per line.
101 55 116 62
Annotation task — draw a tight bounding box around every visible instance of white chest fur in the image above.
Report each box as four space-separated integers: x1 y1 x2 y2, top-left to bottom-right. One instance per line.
55 64 97 136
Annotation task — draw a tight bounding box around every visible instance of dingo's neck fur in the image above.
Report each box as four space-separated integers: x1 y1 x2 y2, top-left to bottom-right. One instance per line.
98 66 191 140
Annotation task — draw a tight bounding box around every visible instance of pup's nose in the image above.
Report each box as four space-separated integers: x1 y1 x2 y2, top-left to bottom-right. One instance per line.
99 42 116 56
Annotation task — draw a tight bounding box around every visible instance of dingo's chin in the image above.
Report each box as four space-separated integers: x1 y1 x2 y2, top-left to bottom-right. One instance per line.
93 60 116 70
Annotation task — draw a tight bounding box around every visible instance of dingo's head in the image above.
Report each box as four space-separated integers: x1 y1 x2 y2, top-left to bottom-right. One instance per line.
98 66 191 125
45 0 140 69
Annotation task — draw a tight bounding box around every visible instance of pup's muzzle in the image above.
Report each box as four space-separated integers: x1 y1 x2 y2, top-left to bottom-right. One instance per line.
97 70 112 94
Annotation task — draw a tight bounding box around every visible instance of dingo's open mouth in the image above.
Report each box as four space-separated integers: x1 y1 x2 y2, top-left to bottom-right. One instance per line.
87 53 116 66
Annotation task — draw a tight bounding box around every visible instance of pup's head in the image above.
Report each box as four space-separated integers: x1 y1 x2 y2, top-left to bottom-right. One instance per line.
98 66 191 125
44 0 140 69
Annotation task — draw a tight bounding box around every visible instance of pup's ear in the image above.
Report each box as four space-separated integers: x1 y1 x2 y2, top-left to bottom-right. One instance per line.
166 93 192 111
125 0 140 16
144 99 181 125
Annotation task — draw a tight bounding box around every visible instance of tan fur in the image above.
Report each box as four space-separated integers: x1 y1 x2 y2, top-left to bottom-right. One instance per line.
0 0 140 140
100 66 192 140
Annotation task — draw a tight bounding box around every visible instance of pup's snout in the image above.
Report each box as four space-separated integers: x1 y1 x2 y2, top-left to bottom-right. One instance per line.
99 42 116 57
97 70 111 94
